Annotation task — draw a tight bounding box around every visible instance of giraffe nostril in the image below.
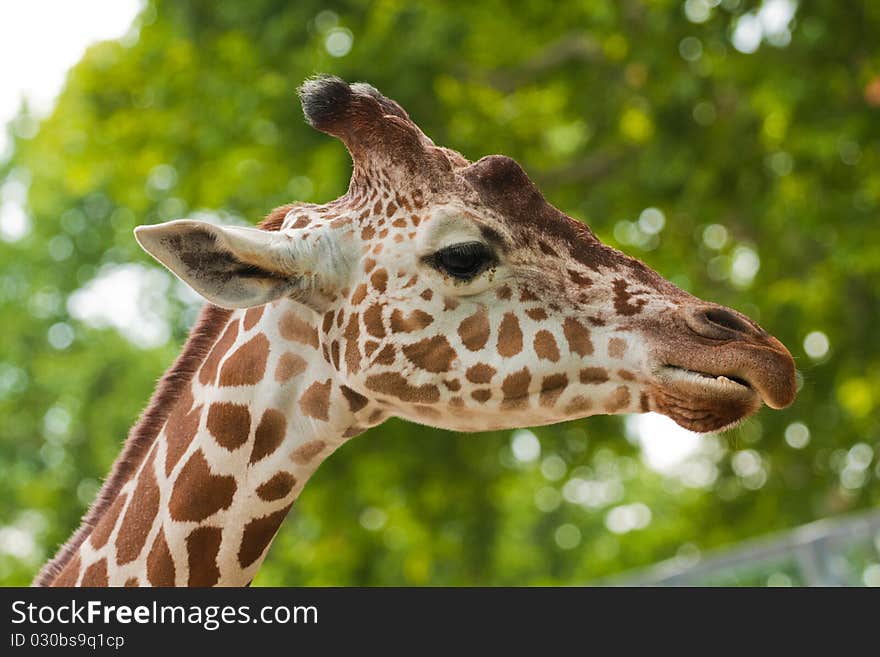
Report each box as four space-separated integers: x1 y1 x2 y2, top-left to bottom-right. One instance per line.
685 306 756 340
702 308 752 334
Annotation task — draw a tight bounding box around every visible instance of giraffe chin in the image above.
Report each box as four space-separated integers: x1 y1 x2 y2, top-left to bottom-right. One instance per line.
649 366 763 433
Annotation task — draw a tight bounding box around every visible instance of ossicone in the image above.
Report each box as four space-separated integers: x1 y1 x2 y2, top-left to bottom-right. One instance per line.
296 74 458 181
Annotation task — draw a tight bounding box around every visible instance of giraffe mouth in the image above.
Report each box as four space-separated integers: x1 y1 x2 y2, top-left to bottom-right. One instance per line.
650 364 762 433
660 365 753 392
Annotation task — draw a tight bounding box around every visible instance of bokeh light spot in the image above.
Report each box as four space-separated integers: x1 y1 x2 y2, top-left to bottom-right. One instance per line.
554 523 581 549
325 27 353 58
803 331 829 360
511 429 541 463
702 224 729 250
784 422 810 449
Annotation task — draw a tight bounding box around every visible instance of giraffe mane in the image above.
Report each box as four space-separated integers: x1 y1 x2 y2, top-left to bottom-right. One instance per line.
32 205 293 586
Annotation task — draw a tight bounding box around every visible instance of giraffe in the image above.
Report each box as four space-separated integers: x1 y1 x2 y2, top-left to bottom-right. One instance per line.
35 76 796 587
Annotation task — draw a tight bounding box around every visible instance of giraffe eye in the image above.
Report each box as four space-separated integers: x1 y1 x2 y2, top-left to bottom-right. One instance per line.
430 242 495 280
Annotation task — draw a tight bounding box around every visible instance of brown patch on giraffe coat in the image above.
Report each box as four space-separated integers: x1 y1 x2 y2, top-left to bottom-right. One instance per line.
444 378 461 391
501 368 532 407
540 374 569 408
275 352 307 382
299 379 332 421
374 344 396 365
250 409 287 464
342 426 365 438
219 334 270 386
331 340 341 369
363 303 386 338
169 450 236 522
164 387 201 476
243 306 265 331
365 373 440 403
563 318 593 356
466 363 496 384
608 337 627 359
256 472 297 502
612 279 647 316
565 396 593 415
496 285 512 300
51 553 81 586
458 307 489 351
115 448 160 564
526 308 548 321
89 493 127 550
471 389 492 402
361 225 375 240
80 558 108 587
579 367 609 384
291 440 327 465
124 578 139 587
402 336 456 372
370 268 388 293
146 528 175 587
420 289 433 301
618 369 635 381
279 311 319 348
186 526 222 587
444 297 459 311
364 340 379 356
238 504 292 569
343 313 361 374
568 270 593 287
350 283 368 305
533 330 560 362
199 322 239 385
605 386 631 412
340 385 369 412
291 215 310 229
640 392 651 412
497 313 523 358
207 403 251 451
519 287 539 302
390 308 433 332
322 311 334 334
395 192 411 211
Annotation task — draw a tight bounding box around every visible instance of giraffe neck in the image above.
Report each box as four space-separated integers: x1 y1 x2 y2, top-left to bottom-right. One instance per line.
46 301 376 587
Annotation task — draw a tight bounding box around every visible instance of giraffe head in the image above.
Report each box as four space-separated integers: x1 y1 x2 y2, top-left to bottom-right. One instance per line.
135 76 796 434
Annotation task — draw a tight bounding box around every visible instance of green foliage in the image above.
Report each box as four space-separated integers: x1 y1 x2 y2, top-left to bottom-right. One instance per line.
1 0 878 585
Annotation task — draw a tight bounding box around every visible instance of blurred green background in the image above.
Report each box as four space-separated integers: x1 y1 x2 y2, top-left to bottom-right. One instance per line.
1 0 878 586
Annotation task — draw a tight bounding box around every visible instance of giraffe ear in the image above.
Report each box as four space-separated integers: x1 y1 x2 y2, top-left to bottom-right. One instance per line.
134 220 298 309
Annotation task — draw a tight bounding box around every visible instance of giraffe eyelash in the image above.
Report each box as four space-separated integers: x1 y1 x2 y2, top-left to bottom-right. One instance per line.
424 241 497 281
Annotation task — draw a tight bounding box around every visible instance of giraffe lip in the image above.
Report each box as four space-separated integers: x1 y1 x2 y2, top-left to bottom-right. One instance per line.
659 365 753 393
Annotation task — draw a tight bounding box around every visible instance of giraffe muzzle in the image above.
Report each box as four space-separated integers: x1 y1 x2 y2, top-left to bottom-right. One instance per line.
647 304 797 432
